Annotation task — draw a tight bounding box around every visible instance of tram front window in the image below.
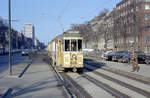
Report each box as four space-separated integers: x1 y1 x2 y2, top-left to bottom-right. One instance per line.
65 40 70 51
71 40 77 51
78 40 82 51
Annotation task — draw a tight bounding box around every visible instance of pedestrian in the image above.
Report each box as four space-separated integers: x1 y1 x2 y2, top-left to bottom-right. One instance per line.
130 49 139 72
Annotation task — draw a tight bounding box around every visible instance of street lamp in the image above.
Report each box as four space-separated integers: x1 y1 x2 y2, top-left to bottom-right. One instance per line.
8 0 12 75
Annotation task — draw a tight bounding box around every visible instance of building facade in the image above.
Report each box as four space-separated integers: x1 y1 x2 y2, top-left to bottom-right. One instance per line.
24 24 35 39
0 16 8 49
113 0 150 53
88 11 114 50
24 24 35 47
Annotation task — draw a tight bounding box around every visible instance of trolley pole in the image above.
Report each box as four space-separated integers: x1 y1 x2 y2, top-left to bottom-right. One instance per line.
8 0 12 75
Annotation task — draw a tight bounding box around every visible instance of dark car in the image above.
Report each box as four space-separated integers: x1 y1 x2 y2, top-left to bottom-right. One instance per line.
145 54 150 64
121 51 146 63
3 50 9 55
135 51 146 63
121 52 132 63
112 51 128 62
0 49 4 55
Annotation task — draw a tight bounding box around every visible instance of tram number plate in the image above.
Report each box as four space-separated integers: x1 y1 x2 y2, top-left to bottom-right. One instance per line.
71 61 77 65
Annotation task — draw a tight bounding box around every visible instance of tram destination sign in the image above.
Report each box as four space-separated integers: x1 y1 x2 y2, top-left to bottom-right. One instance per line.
67 31 79 34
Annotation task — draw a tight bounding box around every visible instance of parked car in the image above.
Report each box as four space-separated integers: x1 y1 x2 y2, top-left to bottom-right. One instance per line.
104 51 116 61
83 48 94 56
99 51 105 59
135 51 146 63
0 49 4 55
121 51 146 63
112 51 128 62
21 49 30 56
102 51 112 60
121 52 132 63
3 50 9 54
145 54 150 64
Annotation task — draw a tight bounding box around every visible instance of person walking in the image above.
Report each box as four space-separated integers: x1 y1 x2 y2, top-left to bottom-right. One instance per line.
131 49 139 72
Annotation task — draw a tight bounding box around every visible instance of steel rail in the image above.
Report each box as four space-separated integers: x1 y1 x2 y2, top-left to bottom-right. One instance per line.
82 72 130 98
44 55 75 98
60 72 92 98
84 59 150 85
85 65 150 97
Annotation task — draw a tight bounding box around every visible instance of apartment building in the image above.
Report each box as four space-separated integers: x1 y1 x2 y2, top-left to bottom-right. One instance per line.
113 0 150 53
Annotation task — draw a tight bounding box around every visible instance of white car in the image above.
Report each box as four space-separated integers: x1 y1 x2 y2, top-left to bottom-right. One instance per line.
21 49 30 56
101 51 113 60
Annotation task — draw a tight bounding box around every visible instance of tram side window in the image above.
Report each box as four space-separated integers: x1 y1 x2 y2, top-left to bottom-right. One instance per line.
78 40 82 51
71 40 77 51
65 40 70 51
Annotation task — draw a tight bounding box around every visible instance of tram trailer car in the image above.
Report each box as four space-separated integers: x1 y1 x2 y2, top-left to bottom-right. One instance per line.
48 31 83 72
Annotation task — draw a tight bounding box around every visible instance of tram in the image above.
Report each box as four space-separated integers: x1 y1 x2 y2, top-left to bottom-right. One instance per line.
48 31 83 72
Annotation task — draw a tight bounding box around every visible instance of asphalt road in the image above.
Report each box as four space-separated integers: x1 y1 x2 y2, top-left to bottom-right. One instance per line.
0 53 27 73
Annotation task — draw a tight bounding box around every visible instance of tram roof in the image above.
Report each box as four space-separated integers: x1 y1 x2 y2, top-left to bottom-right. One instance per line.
50 32 82 43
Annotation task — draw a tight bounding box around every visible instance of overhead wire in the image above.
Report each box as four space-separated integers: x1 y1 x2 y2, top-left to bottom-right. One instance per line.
57 0 71 32
56 0 121 32
83 0 121 21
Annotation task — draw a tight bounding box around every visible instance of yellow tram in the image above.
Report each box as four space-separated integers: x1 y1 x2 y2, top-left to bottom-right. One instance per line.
48 31 83 72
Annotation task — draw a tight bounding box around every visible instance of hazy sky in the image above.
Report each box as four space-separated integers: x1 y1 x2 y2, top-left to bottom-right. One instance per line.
0 0 121 44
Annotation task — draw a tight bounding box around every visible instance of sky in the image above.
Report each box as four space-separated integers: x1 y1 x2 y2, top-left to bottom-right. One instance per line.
0 0 121 44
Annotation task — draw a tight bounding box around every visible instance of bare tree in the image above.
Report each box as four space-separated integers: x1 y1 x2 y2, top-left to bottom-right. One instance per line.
71 22 92 48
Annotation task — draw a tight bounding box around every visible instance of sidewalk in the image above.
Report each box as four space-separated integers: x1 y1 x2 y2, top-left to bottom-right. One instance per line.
0 57 67 98
101 60 150 78
0 57 30 81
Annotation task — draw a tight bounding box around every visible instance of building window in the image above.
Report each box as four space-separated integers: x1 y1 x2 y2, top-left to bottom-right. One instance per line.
145 24 150 32
146 36 150 43
145 14 150 20
145 5 150 10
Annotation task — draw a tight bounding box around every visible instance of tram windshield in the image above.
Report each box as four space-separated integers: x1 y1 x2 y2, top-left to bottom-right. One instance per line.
71 39 77 51
65 39 82 51
65 40 70 51
78 39 82 51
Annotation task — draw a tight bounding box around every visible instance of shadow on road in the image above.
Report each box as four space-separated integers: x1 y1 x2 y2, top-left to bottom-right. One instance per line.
12 79 63 97
18 62 32 78
83 58 106 73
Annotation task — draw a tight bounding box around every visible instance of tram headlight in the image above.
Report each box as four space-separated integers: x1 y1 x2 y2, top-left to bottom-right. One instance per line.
72 54 77 59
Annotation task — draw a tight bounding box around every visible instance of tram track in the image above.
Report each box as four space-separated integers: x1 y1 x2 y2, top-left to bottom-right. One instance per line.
64 71 130 98
46 56 129 98
45 54 150 98
84 57 150 85
45 57 91 98
82 73 130 98
84 64 150 98
60 72 92 98
45 58 74 98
